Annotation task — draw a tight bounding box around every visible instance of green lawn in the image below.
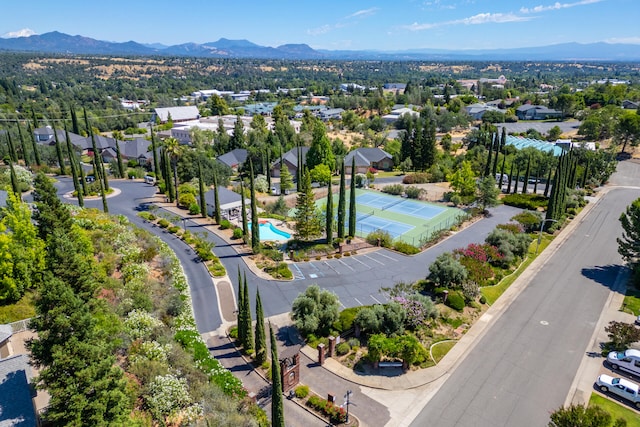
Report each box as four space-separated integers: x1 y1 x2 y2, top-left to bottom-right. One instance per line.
430 340 457 364
589 393 640 426
373 170 404 179
622 287 640 316
0 291 36 324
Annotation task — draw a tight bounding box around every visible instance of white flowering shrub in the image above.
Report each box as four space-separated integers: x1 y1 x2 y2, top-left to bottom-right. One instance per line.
145 374 193 421
130 340 171 364
121 262 149 284
4 164 33 190
124 309 163 341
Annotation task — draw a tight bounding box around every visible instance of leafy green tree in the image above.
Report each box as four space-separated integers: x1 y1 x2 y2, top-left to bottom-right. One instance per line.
306 122 335 171
310 163 331 185
348 157 357 237
428 252 468 288
229 115 245 149
548 404 612 427
279 161 293 194
618 197 640 272
291 284 340 337
254 288 267 365
32 172 73 241
294 169 323 240
476 175 501 212
615 110 640 153
270 323 285 427
448 160 476 197
605 320 640 350
337 161 346 239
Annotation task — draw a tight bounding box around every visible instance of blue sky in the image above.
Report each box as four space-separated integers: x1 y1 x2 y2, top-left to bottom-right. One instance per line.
1 0 638 51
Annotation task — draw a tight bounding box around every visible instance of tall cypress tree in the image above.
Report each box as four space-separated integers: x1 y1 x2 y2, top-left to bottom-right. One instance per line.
492 132 501 177
212 172 221 224
198 158 207 218
52 122 66 175
544 167 552 197
483 134 493 178
326 178 333 245
348 157 357 238
499 151 507 189
296 145 303 193
243 277 253 352
163 149 174 202
254 289 267 365
534 164 542 194
9 161 20 195
337 161 346 239
114 139 125 178
249 160 260 252
6 130 18 163
522 156 531 194
506 163 514 194
237 268 245 345
64 125 84 208
28 121 42 167
513 165 520 194
241 183 248 242
270 323 285 427
266 148 272 191
16 120 30 167
70 105 80 135
149 123 161 180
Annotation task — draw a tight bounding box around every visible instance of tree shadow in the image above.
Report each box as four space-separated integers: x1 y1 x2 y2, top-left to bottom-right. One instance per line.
581 264 624 291
277 324 304 347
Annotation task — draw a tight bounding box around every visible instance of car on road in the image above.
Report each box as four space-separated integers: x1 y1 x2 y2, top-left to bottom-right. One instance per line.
635 315 640 326
596 374 640 408
607 348 640 375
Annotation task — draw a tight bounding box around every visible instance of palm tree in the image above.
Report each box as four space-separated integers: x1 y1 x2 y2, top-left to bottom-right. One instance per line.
164 137 182 205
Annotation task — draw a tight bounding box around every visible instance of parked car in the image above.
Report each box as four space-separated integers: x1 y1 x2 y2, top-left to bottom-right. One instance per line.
607 348 640 375
635 315 640 326
596 374 640 408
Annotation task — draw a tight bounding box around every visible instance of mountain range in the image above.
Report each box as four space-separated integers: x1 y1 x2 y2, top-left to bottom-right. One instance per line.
1 31 639 61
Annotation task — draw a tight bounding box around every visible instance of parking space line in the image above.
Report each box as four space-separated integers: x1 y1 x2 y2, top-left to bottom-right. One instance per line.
364 254 384 265
291 263 305 280
308 262 325 277
375 252 399 262
350 256 369 268
337 259 355 271
323 261 340 275
370 295 382 304
354 297 363 306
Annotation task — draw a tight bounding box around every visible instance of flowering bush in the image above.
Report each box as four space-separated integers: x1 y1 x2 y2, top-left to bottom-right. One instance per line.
145 374 199 422
130 340 171 364
124 309 163 341
393 294 437 329
306 395 347 424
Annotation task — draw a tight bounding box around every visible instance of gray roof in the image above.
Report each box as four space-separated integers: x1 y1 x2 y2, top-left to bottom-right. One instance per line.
118 138 152 159
153 106 200 123
0 354 36 427
204 186 249 211
217 149 248 168
344 148 392 166
0 191 7 209
272 146 310 169
0 324 11 345
516 104 539 112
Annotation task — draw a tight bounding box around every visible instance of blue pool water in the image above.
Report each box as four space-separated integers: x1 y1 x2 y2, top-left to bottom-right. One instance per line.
249 221 291 241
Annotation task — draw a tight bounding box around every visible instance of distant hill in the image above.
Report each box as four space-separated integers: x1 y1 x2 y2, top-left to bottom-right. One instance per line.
1 31 639 61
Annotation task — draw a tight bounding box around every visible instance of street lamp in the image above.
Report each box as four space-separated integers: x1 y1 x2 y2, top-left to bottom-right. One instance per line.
536 218 558 254
344 390 353 423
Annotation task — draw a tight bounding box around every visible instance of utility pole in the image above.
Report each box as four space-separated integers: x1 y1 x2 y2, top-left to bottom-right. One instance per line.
344 390 353 423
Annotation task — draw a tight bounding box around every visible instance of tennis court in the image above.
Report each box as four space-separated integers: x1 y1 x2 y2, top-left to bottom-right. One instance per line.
320 189 468 245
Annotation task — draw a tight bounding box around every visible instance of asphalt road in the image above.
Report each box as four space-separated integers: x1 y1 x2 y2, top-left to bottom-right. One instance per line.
410 169 640 426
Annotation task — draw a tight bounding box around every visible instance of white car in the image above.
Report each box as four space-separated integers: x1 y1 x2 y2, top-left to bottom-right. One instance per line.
596 374 640 408
607 348 640 376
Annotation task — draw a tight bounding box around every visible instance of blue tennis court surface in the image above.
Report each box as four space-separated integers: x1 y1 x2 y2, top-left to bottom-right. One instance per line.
356 192 446 220
349 211 414 238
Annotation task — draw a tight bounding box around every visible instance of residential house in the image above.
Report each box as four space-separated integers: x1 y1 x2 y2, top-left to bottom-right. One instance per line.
318 108 345 121
382 107 419 123
33 126 86 147
204 186 249 220
622 100 639 110
515 104 562 120
344 148 394 174
152 106 200 124
102 138 153 166
0 324 12 359
465 103 504 120
0 354 37 427
270 146 309 178
217 148 248 171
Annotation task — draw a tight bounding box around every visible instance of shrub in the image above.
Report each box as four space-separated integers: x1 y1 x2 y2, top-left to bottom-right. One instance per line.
479 295 487 304
157 218 170 228
229 326 238 339
502 193 548 210
232 227 243 239
366 229 393 248
393 241 420 255
261 248 283 262
220 219 232 230
294 385 310 399
404 186 424 199
333 306 362 332
445 290 465 311
168 225 180 234
336 342 351 356
511 211 543 233
382 184 404 195
188 203 200 215
402 172 430 184
178 192 197 209
264 262 292 280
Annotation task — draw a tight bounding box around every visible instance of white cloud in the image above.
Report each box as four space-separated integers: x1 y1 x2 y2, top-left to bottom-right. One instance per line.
520 0 603 14
346 8 379 19
605 37 640 45
405 12 530 31
2 28 37 39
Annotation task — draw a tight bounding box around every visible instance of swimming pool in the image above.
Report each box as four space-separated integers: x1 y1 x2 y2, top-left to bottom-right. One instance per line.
249 221 291 241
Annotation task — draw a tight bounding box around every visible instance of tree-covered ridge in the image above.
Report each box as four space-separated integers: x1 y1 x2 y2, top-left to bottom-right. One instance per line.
27 173 265 426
